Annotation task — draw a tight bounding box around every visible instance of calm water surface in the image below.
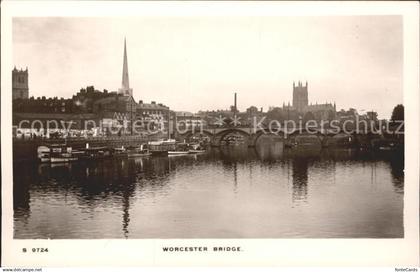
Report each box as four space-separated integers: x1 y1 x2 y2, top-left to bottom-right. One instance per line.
14 141 404 238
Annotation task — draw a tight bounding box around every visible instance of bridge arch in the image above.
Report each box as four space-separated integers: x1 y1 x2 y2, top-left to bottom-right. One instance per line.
213 128 251 146
249 129 286 147
285 129 325 147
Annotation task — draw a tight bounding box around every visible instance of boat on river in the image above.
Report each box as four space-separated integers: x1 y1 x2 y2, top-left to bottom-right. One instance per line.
37 146 51 162
127 145 151 157
168 142 195 156
37 144 79 163
168 151 190 156
113 146 128 158
188 149 206 154
78 146 113 160
49 144 78 163
148 139 176 156
145 139 208 156
50 153 78 163
188 143 207 154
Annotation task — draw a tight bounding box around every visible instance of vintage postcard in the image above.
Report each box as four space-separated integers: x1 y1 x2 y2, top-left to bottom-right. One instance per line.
1 1 419 268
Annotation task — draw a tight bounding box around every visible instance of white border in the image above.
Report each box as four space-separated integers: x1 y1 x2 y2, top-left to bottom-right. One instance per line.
2 1 419 267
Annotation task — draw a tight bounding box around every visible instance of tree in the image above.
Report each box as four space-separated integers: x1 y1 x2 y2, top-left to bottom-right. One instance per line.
327 110 336 121
266 107 283 121
391 104 404 121
303 111 315 124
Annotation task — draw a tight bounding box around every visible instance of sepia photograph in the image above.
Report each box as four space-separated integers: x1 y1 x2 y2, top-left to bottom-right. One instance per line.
11 15 405 239
2 1 419 268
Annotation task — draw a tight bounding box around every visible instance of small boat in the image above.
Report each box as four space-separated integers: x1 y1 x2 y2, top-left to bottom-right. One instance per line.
148 139 176 146
78 146 113 160
148 139 176 156
38 144 79 163
188 149 206 154
187 143 207 154
113 146 128 157
127 145 151 157
50 145 78 163
50 154 78 163
128 152 151 157
37 146 50 162
167 142 194 156
168 151 190 156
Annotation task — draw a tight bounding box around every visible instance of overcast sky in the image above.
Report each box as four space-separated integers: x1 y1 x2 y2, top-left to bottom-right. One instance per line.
13 16 402 119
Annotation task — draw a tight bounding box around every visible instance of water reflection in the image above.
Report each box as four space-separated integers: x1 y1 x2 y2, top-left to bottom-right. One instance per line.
13 142 404 238
291 156 309 202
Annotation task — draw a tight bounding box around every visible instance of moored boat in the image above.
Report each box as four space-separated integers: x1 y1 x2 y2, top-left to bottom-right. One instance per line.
187 143 207 154
113 146 128 157
37 144 79 163
37 146 51 162
168 151 190 156
50 154 78 163
78 146 113 160
49 145 78 163
188 149 206 154
168 142 193 156
127 145 151 157
148 139 176 156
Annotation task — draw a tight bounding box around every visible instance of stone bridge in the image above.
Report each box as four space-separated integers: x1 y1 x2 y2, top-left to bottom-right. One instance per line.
176 126 378 147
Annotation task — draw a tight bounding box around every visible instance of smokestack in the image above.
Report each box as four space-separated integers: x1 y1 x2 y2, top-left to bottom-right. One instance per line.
234 92 237 113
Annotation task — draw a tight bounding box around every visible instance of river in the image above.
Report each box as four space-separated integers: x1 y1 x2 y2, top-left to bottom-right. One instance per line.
13 140 404 238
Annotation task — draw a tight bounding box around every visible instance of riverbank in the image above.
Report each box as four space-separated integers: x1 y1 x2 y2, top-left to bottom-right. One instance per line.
12 134 166 162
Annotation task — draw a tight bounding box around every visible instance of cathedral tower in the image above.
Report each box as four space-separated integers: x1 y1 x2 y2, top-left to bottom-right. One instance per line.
292 81 308 112
12 67 29 100
118 38 133 97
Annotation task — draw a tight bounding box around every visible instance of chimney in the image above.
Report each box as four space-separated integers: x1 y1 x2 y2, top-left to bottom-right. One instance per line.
234 92 237 113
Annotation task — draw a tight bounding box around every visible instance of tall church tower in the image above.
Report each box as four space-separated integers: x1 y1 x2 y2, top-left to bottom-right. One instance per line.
12 67 29 100
118 38 133 97
292 81 308 112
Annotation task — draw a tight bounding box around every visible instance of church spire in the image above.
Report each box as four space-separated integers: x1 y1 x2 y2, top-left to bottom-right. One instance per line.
119 37 133 97
122 37 129 88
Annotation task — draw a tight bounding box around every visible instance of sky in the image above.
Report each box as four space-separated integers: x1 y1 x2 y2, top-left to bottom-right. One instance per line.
13 16 402 119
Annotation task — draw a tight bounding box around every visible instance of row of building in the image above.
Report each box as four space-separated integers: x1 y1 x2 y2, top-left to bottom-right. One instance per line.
12 38 378 138
13 39 170 138
13 86 170 135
